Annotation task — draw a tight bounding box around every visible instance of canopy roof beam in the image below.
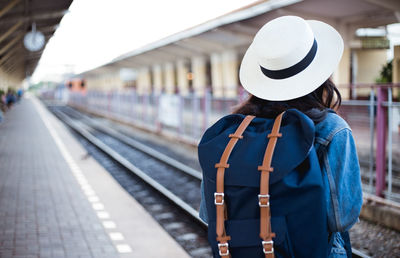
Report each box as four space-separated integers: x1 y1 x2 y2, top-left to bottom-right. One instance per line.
171 42 208 55
0 9 68 26
0 46 20 66
0 34 22 56
0 0 21 19
0 20 23 44
180 37 226 52
363 0 400 11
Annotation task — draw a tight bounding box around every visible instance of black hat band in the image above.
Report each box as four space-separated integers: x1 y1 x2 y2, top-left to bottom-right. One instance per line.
260 39 318 80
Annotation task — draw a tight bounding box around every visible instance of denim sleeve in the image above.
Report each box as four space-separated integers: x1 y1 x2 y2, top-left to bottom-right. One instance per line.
323 128 363 232
199 180 209 223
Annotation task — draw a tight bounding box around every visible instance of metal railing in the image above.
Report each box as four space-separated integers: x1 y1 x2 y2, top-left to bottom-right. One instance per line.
41 84 400 202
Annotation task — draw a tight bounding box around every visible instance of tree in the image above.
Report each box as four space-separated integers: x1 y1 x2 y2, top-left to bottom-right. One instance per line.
375 60 392 83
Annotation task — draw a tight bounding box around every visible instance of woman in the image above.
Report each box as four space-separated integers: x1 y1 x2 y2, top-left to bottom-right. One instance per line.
198 16 362 257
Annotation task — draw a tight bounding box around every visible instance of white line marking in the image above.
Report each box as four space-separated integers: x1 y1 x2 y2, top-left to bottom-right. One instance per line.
109 232 124 241
84 189 96 196
92 203 105 210
102 221 117 229
31 97 130 254
88 196 100 203
81 185 93 191
116 244 132 253
97 211 110 219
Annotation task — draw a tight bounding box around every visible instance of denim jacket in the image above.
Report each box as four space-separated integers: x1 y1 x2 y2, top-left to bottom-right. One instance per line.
199 112 363 257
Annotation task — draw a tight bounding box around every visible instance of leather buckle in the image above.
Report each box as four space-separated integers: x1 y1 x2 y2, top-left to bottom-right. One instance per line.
214 192 224 205
228 133 243 139
262 240 274 254
218 242 229 256
267 132 282 138
258 194 270 207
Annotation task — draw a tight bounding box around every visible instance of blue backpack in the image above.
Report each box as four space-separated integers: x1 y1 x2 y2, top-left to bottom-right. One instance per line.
198 109 332 258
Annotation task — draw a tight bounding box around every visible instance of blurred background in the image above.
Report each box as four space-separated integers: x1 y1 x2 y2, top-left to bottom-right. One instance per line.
0 0 400 257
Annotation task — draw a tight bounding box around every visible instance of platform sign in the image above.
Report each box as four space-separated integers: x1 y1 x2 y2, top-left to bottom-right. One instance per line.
158 94 180 127
361 37 390 49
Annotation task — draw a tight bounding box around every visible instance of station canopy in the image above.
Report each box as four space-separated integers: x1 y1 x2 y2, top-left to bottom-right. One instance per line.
0 0 72 82
83 0 400 77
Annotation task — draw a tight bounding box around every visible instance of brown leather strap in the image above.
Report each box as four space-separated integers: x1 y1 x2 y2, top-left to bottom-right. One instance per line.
259 112 285 258
215 115 255 257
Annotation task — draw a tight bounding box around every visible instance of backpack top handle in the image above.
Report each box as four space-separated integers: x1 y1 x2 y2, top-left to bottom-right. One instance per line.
214 115 255 257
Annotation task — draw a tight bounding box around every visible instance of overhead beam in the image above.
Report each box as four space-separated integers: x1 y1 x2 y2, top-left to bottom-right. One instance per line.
0 45 20 66
118 56 152 67
171 42 208 55
125 54 160 66
39 24 59 33
209 28 253 43
113 59 142 68
224 22 260 36
6 67 24 80
143 49 179 62
31 10 69 21
3 57 23 73
363 0 400 11
159 45 201 59
1 52 21 68
338 10 393 25
277 7 335 24
0 9 68 26
396 11 400 22
25 52 43 59
344 13 397 29
0 0 21 19
180 37 226 52
2 53 23 68
0 34 22 56
105 62 135 70
0 20 23 44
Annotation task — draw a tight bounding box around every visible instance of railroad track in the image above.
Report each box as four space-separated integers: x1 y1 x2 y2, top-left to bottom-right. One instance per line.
49 105 371 258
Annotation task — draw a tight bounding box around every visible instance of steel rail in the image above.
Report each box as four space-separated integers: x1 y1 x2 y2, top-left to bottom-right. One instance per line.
61 106 203 180
54 110 207 229
352 248 371 258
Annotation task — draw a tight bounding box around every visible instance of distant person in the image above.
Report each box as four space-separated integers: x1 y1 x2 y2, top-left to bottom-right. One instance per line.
198 16 362 258
17 88 23 101
0 90 6 111
5 89 16 108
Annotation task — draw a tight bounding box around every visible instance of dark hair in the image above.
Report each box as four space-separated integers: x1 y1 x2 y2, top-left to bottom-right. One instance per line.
233 78 341 123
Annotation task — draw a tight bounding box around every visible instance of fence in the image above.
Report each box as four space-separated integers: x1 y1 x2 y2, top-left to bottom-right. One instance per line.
43 84 400 201
339 86 400 201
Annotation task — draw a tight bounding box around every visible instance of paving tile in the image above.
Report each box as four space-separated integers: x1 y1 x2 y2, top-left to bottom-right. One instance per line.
0 99 119 258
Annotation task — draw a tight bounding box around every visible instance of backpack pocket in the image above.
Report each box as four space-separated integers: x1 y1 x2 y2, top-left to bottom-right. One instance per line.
207 216 295 258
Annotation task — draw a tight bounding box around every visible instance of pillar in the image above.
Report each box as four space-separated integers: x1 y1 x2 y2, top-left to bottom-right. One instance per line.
137 67 151 95
221 50 238 98
210 53 223 97
152 64 163 94
191 56 207 96
392 45 400 100
376 87 388 197
164 62 175 94
354 48 387 97
176 59 189 96
332 47 351 100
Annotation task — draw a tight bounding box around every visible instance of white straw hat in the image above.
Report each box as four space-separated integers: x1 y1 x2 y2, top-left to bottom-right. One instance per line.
239 16 344 101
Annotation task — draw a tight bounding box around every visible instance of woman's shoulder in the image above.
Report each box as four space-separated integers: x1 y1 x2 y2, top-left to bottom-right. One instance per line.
315 112 351 144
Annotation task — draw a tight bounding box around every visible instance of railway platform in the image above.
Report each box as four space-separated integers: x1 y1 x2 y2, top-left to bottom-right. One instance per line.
0 95 190 258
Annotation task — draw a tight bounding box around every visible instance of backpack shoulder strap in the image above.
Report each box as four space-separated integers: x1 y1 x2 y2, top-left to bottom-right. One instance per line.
258 111 285 258
215 115 255 257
